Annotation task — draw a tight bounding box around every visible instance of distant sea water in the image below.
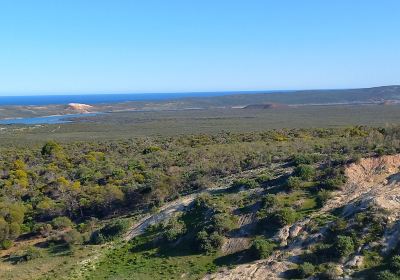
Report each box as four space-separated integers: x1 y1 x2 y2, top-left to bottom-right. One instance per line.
0 113 100 125
0 91 282 106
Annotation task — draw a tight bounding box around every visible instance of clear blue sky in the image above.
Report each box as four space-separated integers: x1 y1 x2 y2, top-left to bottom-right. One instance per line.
0 0 399 95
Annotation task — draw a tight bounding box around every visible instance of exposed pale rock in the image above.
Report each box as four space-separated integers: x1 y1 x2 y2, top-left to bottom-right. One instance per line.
66 103 93 113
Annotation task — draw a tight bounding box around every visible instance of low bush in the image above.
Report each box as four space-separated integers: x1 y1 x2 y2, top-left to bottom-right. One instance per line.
51 216 73 230
231 178 259 190
262 194 280 210
33 223 53 237
250 237 275 259
294 165 315 181
90 220 130 244
212 213 237 234
376 270 400 280
256 173 272 184
292 154 315 166
319 263 343 280
273 207 297 226
163 215 187 242
196 230 224 253
390 255 400 274
316 190 332 207
334 235 354 258
61 229 83 245
24 246 44 261
1 239 13 250
286 176 303 189
297 262 315 278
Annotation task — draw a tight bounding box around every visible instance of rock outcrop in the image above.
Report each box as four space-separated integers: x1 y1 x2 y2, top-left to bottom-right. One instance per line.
66 103 93 113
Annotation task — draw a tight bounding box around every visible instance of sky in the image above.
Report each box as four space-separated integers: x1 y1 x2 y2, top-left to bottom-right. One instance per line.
0 0 399 95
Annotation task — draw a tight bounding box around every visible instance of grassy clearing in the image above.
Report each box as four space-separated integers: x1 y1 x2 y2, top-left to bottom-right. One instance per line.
83 232 219 280
276 191 318 217
0 244 99 280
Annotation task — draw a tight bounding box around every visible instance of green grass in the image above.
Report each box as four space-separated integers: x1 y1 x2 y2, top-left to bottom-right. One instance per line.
276 191 318 217
83 233 219 280
0 244 99 280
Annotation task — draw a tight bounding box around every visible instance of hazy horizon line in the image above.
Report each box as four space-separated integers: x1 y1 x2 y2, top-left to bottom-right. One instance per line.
0 84 398 97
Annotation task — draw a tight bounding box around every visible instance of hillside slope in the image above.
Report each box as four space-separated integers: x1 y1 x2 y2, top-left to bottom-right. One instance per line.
205 155 400 279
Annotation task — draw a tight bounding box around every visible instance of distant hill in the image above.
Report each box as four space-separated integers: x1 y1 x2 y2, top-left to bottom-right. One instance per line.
178 85 400 107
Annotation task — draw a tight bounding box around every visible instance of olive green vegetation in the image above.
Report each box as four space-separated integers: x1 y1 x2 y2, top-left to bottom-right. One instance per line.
2 104 400 145
1 125 400 279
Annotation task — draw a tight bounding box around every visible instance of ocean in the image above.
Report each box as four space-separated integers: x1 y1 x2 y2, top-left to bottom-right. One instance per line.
0 92 261 106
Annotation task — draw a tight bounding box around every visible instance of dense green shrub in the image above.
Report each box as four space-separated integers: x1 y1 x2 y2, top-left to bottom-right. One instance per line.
90 220 130 244
0 239 13 249
376 270 400 280
61 229 83 245
212 213 237 234
334 235 354 258
41 141 63 158
294 164 315 180
33 223 53 237
390 255 400 274
196 230 224 253
292 154 315 165
24 246 44 261
323 177 345 190
251 237 276 259
256 172 272 184
51 216 73 230
262 194 280 209
77 218 98 233
142 146 161 154
231 178 259 190
319 263 344 280
297 262 315 278
90 232 106 244
316 190 332 207
274 207 297 226
163 215 187 241
286 176 303 189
